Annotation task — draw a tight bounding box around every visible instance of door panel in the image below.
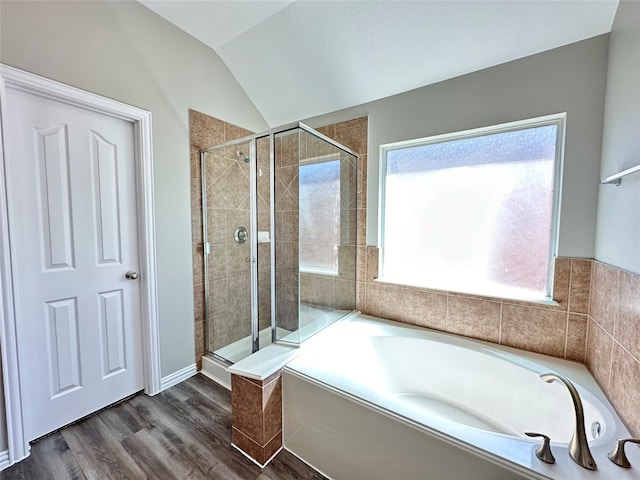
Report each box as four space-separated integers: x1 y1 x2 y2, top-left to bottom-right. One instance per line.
98 289 127 377
91 130 122 265
45 297 81 398
4 88 144 441
35 123 75 270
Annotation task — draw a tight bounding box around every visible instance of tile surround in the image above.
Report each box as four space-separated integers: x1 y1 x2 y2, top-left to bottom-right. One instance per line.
500 305 567 358
361 252 640 436
448 295 501 344
586 261 640 437
566 314 589 362
359 255 595 361
590 261 619 335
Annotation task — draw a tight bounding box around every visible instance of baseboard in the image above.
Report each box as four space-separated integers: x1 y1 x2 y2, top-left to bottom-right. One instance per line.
201 355 231 390
160 363 197 391
231 442 282 469
0 449 10 471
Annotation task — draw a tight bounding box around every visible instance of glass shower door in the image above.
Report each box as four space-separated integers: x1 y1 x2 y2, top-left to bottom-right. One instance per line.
200 123 357 363
274 126 357 345
203 140 254 363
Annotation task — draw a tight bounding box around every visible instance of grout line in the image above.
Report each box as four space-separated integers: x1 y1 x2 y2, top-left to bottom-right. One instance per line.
498 301 503 344
586 259 593 318
585 315 592 363
612 267 621 342
445 292 449 331
563 311 570 359
606 333 615 392
614 336 640 364
567 259 574 314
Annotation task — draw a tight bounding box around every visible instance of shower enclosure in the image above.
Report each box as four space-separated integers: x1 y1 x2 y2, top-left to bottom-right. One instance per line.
201 124 358 364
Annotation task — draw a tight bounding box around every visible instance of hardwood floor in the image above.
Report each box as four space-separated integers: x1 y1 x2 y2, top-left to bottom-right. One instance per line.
1 374 326 480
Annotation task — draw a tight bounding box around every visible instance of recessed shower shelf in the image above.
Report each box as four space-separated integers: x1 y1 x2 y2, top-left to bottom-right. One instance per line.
600 163 640 186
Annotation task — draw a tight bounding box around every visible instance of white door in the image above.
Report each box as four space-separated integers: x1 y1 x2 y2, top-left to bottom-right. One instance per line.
4 87 144 441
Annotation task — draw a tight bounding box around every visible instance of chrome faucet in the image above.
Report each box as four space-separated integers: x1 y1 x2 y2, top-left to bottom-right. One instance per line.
540 372 597 471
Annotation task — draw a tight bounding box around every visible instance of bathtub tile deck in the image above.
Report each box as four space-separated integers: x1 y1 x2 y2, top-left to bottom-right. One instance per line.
0 374 326 480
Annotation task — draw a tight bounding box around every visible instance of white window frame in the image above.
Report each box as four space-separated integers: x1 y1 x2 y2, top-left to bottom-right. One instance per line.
378 113 566 302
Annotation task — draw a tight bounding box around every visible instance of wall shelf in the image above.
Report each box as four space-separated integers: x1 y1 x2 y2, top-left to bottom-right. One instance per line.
600 163 640 186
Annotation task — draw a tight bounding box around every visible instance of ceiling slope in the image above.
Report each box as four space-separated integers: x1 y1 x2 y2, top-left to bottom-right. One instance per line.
140 0 619 127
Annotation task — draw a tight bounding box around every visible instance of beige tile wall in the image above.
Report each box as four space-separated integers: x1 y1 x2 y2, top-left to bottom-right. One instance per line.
296 126 360 312
360 255 592 362
314 120 369 312
586 261 640 437
274 132 300 331
231 373 283 465
361 254 639 437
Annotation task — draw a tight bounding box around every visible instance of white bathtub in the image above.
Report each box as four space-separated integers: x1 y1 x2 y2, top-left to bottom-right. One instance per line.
282 312 640 479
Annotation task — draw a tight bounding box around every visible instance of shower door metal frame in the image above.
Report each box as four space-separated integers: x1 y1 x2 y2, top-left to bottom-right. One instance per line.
248 138 259 353
200 137 260 363
200 123 359 363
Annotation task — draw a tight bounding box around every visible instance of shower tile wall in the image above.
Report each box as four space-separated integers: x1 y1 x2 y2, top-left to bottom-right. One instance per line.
190 112 365 363
189 109 252 369
274 132 300 331
205 144 252 353
299 137 358 311
275 124 362 327
311 120 368 311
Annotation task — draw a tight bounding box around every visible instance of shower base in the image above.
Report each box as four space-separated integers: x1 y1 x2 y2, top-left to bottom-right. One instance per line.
209 305 352 365
213 326 285 364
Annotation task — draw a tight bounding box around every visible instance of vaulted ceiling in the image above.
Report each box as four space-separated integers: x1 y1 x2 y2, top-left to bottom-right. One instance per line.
139 0 619 127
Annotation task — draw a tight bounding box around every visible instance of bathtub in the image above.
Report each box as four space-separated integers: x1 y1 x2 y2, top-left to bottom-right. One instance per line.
282 312 640 479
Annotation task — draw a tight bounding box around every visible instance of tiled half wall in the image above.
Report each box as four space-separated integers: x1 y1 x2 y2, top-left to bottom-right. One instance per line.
360 255 592 361
231 373 283 466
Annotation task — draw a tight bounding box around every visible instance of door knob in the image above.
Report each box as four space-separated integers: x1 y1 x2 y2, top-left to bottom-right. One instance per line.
125 271 139 280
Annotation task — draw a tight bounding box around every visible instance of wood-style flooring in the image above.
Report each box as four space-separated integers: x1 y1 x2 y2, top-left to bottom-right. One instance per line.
1 374 326 480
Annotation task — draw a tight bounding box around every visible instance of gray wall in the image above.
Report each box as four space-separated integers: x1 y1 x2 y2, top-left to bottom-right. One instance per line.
594 0 640 274
0 1 268 380
305 35 610 258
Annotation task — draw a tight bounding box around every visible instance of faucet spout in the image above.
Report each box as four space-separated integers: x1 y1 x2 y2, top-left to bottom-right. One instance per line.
540 373 597 470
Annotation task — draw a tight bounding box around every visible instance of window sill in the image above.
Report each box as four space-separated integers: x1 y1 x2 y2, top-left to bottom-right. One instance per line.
373 277 560 307
300 267 340 277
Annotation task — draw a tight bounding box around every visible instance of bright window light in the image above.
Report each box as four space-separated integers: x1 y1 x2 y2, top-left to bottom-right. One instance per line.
379 115 564 301
299 159 341 274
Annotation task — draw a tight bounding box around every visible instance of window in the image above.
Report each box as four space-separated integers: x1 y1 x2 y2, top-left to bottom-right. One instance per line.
299 158 341 274
379 114 564 301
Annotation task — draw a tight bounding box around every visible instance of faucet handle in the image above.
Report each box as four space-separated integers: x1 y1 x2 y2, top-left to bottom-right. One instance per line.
526 432 556 464
608 438 640 468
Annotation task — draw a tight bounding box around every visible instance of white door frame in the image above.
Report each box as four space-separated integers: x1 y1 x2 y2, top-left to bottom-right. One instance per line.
0 64 161 466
